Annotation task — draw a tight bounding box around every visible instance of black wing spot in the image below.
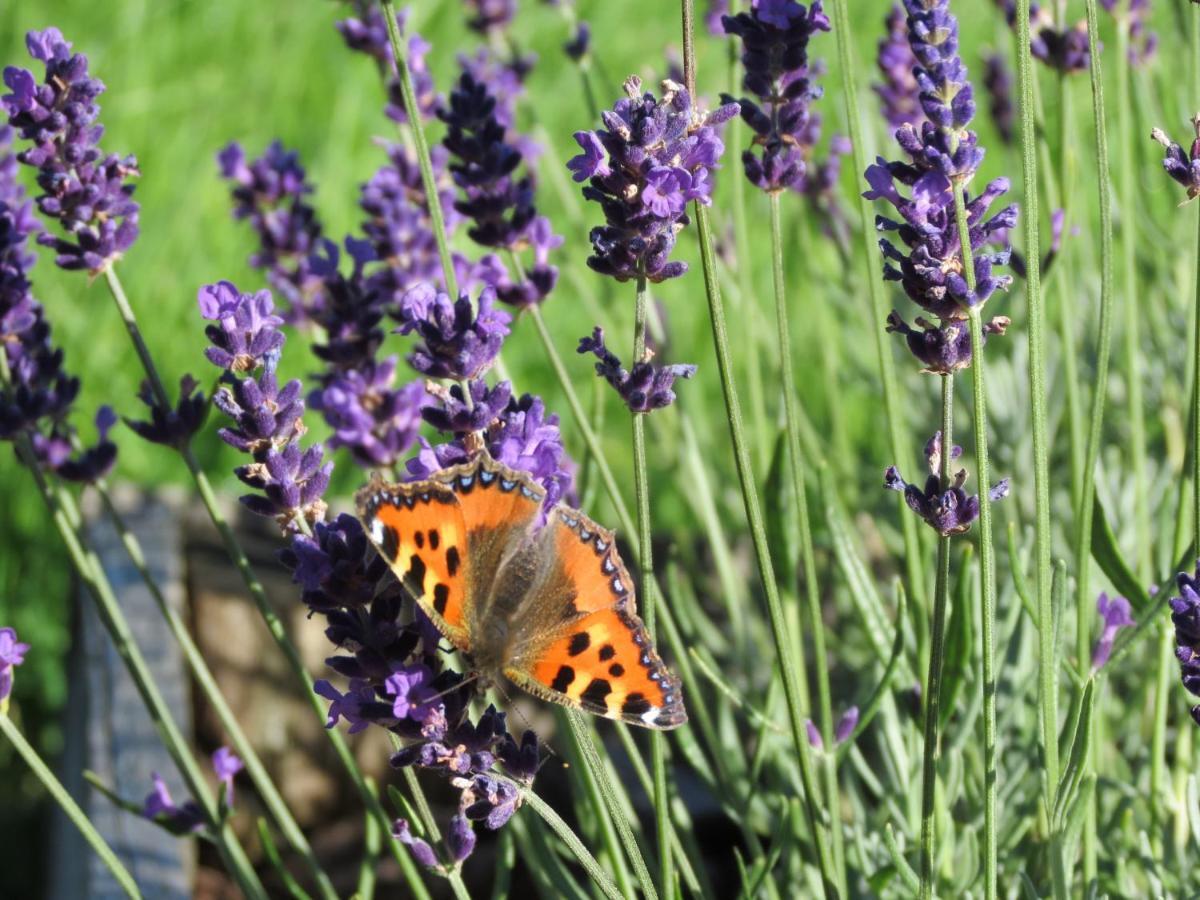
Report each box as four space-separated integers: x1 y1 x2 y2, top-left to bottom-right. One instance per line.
622 693 651 718
562 593 579 620
414 531 425 549
567 632 591 656
433 583 450 615
407 554 427 591
609 663 625 677
380 525 399 562
446 546 461 577
428 529 440 550
551 665 575 693
580 678 612 709
598 644 616 661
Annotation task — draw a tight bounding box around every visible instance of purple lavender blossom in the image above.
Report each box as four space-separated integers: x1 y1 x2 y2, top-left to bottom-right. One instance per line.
408 390 576 510
217 141 325 325
706 0 730 35
393 819 440 868
336 5 442 124
564 23 591 61
577 326 696 413
55 406 118 483
464 0 517 35
125 375 207 449
1091 593 1133 670
438 71 560 306
446 814 477 863
0 627 29 710
1104 0 1157 65
419 379 514 435
884 432 1009 536
0 125 113 479
570 76 738 282
721 1 831 192
310 361 426 469
995 2 1092 73
1170 562 1200 726
200 282 332 533
1152 117 1200 201
2 28 139 272
212 747 243 808
396 283 511 380
142 773 205 835
806 706 859 750
982 54 1014 145
875 5 923 131
885 311 1010 375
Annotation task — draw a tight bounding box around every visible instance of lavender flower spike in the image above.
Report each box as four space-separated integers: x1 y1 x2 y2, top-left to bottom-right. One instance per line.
0 627 29 713
1091 593 1133 670
577 326 696 412
884 432 1009 536
142 773 205 835
570 77 738 282
874 5 923 130
1152 116 1200 202
3 28 140 272
1170 562 1200 726
721 0 831 192
396 282 511 380
212 747 244 808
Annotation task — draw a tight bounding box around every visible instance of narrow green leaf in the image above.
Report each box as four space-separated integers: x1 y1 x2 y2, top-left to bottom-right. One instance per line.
765 428 799 589
883 823 920 894
1091 490 1153 612
1054 679 1096 824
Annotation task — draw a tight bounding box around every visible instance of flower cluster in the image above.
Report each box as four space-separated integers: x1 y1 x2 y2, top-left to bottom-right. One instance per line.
2 28 140 272
885 432 1009 536
569 76 738 282
140 747 242 836
396 283 511 380
995 1 1091 73
464 0 517 36
875 4 923 131
1152 116 1200 202
336 4 441 125
0 123 116 482
720 0 831 193
1100 0 1156 65
577 326 696 413
1169 563 1200 726
439 71 560 306
864 2 1017 374
807 706 858 750
1091 593 1133 670
217 141 326 325
125 375 208 450
982 54 1013 146
199 281 331 533
0 627 29 713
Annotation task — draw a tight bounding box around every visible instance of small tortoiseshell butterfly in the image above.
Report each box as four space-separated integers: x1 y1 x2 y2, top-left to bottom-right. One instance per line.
355 452 686 729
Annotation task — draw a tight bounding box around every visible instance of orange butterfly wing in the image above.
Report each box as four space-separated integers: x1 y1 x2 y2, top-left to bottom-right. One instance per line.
356 455 545 653
504 507 687 730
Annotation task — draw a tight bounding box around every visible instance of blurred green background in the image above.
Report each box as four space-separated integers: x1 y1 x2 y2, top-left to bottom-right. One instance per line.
2 0 1197 893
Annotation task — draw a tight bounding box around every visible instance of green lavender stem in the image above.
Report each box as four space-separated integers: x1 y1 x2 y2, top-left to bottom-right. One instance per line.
100 266 429 898
632 274 673 897
826 0 928 614
1194 202 1200 543
953 189 999 900
769 191 845 894
680 3 835 892
0 715 141 899
0 394 265 898
380 0 457 298
918 376 955 900
1077 0 1116 885
87 478 337 900
1015 0 1058 800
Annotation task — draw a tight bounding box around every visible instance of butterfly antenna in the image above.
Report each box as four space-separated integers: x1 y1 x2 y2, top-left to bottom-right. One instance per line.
488 681 563 766
424 671 482 704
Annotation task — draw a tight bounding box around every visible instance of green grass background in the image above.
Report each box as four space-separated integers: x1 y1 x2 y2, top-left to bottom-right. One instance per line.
2 0 1199 893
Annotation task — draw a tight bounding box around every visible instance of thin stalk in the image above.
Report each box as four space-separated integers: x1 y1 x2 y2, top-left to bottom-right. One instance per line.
0 715 141 899
1194 203 1200 542
1056 75 1085 515
1115 15 1151 580
564 712 658 900
770 192 845 893
918 376 955 900
632 274 673 897
100 267 429 898
953 189 998 900
1015 0 1057 797
826 0 927 613
380 0 457 297
0 423 265 898
683 9 833 895
1077 0 1116 885
90 479 337 900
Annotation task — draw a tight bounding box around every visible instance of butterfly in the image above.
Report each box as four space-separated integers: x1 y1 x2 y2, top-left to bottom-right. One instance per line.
355 452 686 729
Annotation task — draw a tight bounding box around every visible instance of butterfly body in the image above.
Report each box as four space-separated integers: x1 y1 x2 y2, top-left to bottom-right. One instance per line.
356 453 686 729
